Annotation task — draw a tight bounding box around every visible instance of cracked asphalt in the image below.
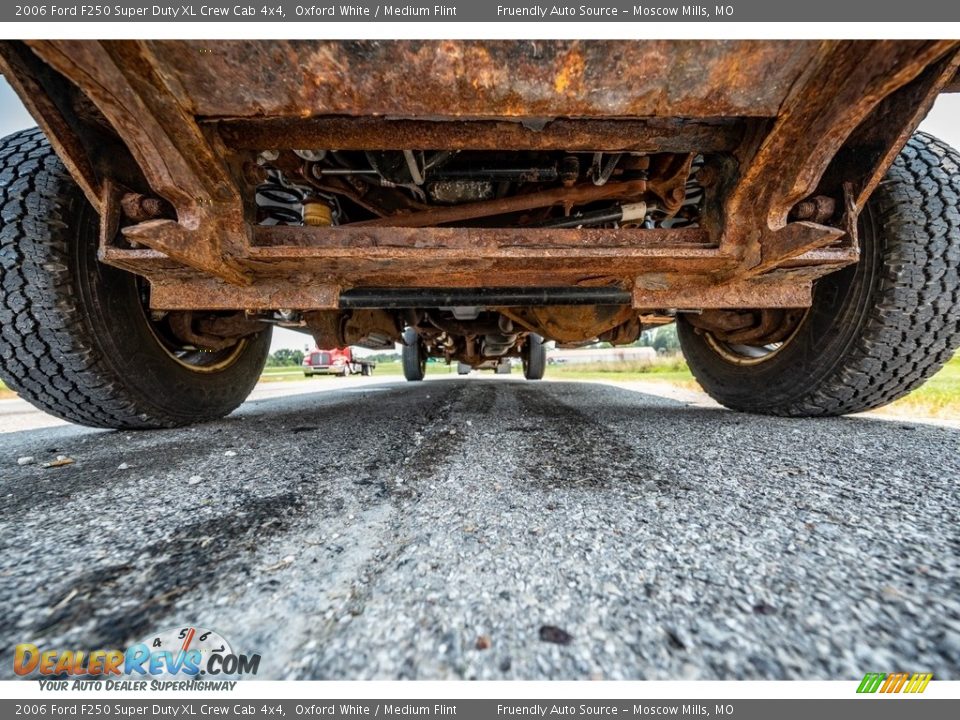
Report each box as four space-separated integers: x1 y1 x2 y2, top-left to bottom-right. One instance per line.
1 377 958 680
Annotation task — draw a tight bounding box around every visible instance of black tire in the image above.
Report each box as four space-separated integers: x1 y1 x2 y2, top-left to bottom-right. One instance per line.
361 364 372 376
678 131 960 417
401 327 426 381
457 362 471 375
0 128 272 429
522 334 546 380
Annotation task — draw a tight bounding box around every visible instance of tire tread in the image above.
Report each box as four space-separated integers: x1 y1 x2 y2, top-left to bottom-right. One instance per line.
683 132 960 417
0 128 265 429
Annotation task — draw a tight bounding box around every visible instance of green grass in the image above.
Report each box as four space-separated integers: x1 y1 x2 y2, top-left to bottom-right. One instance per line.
547 356 695 383
259 366 308 382
884 352 960 418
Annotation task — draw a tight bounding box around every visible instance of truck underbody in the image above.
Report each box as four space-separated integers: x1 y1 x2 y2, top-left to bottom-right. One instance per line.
2 40 960 427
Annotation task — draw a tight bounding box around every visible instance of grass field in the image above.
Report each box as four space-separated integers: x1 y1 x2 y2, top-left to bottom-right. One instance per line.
884 351 960 418
4 353 960 420
546 356 701 390
259 366 310 382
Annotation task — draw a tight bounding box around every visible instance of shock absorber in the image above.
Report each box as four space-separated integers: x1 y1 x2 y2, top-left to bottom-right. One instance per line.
303 200 334 226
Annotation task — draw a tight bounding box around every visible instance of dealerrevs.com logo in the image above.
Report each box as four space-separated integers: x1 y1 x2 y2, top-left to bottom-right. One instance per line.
14 626 260 690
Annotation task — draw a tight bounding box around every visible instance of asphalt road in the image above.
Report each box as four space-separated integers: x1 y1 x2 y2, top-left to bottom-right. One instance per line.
1 376 959 680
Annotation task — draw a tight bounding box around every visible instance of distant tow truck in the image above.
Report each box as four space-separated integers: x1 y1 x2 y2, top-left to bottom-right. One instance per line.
303 348 376 377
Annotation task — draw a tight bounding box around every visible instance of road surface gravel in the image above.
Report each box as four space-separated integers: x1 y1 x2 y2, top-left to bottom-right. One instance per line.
1 377 958 680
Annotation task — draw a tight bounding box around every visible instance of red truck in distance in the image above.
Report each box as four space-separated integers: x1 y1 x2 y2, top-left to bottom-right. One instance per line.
302 348 376 377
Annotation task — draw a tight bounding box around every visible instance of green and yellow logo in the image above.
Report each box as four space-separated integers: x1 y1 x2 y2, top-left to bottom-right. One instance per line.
857 672 932 694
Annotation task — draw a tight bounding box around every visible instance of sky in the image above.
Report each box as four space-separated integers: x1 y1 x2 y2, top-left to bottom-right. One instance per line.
1 76 958 352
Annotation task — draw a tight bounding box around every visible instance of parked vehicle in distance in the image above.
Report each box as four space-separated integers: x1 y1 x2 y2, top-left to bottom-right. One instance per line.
303 347 376 377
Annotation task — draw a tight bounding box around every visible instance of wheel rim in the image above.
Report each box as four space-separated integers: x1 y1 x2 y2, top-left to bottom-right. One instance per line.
149 325 248 374
703 336 787 366
137 281 247 374
701 309 808 367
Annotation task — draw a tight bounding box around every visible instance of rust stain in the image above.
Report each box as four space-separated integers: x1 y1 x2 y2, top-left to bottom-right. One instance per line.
554 49 585 95
139 40 823 119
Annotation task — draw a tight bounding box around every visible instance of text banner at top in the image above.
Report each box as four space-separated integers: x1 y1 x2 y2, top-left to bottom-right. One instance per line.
5 1 960 23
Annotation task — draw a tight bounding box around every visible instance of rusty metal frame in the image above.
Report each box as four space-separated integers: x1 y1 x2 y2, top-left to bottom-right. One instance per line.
4 39 959 315
718 41 958 272
215 116 748 154
26 40 251 286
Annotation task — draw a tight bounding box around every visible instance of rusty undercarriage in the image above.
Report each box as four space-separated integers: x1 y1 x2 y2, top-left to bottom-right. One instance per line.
1 41 956 348
1 40 960 427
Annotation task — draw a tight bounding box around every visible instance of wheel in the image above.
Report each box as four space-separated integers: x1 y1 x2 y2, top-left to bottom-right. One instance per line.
401 327 426 381
457 362 471 375
522 334 546 380
361 364 372 376
0 128 272 429
677 131 960 417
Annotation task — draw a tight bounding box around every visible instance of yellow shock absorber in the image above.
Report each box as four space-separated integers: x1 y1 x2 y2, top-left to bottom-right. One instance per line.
303 201 333 226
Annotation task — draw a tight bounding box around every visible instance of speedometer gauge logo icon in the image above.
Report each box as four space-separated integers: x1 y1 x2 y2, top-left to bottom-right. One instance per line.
131 626 239 679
